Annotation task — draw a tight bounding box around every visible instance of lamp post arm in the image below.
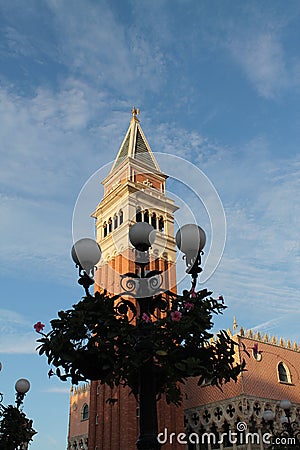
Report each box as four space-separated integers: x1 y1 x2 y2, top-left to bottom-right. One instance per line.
188 251 203 290
15 392 26 409
77 267 94 297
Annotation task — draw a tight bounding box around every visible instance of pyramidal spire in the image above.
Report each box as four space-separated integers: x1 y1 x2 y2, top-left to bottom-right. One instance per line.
110 107 161 173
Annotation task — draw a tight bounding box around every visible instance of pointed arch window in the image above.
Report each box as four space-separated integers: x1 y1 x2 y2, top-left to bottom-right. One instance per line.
158 216 164 232
103 222 107 238
81 403 89 421
113 215 118 230
151 213 157 229
144 210 149 223
136 207 142 222
108 218 112 233
278 362 291 383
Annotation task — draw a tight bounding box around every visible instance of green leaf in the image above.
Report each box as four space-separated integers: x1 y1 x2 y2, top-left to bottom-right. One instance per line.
174 362 186 371
156 350 168 356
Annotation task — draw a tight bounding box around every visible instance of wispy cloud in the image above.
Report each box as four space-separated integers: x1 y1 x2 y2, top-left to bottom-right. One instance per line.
0 309 36 354
44 0 166 95
251 317 282 334
43 387 70 394
146 120 300 338
0 81 126 279
227 32 288 98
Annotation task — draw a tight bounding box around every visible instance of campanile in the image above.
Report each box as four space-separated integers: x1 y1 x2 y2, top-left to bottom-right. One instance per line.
87 108 183 449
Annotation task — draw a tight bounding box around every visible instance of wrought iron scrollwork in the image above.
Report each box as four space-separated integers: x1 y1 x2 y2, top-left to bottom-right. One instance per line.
120 272 138 294
114 298 137 323
117 268 170 321
182 251 204 289
149 294 169 319
76 266 95 297
120 270 163 299
147 272 163 294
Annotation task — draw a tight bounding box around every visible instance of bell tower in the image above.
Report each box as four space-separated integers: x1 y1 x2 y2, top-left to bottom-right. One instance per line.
92 107 178 297
87 109 183 450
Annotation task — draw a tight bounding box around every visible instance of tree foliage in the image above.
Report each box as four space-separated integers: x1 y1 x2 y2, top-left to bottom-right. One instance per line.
0 405 36 450
36 288 245 405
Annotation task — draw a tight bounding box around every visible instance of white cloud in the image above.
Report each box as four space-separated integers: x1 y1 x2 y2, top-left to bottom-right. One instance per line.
45 0 166 95
148 121 300 338
0 309 36 354
251 317 282 334
0 82 127 278
0 309 29 326
0 193 72 278
227 32 287 98
0 333 36 354
44 387 70 394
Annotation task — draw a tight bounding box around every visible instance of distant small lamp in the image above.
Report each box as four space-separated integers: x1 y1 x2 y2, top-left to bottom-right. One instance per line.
263 409 275 423
279 399 293 434
15 378 30 408
176 224 206 288
264 399 299 441
281 415 289 424
280 399 292 411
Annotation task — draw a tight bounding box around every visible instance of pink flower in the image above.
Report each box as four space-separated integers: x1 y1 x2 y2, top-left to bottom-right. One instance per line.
34 321 45 333
141 313 151 323
190 287 196 298
171 311 182 322
184 302 194 311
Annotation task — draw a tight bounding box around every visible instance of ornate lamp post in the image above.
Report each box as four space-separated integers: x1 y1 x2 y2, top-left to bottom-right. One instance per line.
263 399 300 447
71 222 206 450
175 223 206 288
37 220 244 450
71 237 102 296
128 222 161 450
14 379 30 409
0 364 36 450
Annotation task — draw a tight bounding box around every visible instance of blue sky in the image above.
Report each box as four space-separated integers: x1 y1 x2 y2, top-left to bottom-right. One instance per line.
0 0 300 448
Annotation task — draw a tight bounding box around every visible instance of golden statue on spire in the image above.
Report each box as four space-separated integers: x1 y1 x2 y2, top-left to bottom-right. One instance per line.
131 106 140 117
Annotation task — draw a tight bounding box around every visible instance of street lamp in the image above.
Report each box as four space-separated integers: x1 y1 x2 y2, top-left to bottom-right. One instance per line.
71 238 102 296
15 379 30 409
0 364 36 449
0 375 30 411
263 399 300 445
71 222 206 450
175 223 206 289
